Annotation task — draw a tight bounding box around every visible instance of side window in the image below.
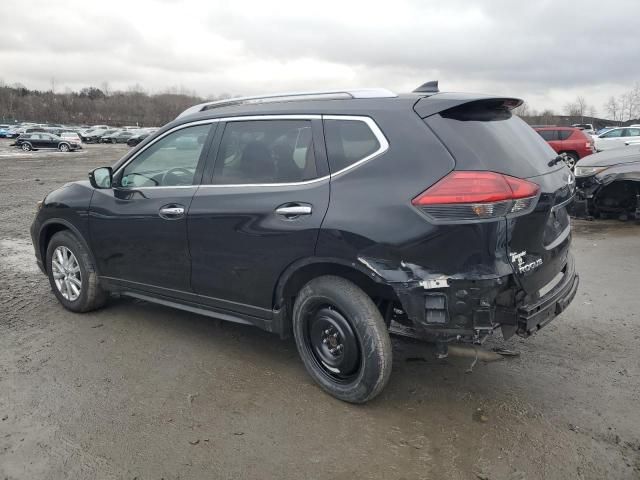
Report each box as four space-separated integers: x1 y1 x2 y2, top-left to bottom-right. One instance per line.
624 128 640 137
324 119 381 173
602 129 622 138
537 130 556 141
212 120 317 184
120 124 210 188
557 130 573 141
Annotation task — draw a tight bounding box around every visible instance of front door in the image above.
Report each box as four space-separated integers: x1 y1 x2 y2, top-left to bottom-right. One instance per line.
89 123 215 292
188 118 330 317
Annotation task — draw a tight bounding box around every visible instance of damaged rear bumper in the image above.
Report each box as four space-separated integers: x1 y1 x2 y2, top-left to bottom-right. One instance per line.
514 254 578 337
389 255 578 343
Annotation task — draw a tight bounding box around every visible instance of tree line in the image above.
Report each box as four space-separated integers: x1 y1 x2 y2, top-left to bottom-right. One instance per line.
0 82 229 127
514 83 640 128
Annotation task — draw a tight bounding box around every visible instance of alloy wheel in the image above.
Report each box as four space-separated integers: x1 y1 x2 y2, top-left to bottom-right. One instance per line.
51 246 82 301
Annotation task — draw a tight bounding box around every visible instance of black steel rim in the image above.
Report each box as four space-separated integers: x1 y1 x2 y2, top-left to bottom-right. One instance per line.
304 304 361 383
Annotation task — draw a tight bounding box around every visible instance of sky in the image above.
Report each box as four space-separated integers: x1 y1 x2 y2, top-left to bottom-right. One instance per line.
1 0 639 115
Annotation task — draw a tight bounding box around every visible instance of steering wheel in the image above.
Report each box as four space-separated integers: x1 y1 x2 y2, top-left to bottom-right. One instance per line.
123 172 159 187
161 167 193 186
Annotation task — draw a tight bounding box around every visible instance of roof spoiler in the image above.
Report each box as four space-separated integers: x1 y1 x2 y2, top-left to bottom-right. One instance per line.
414 94 523 118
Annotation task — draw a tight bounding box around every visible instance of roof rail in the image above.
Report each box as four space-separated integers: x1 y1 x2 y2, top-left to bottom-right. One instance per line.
176 88 397 119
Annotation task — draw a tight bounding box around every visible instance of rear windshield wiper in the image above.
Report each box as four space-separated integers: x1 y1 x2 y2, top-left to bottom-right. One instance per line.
548 155 564 167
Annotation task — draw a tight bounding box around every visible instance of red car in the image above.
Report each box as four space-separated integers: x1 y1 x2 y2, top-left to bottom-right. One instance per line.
534 126 595 169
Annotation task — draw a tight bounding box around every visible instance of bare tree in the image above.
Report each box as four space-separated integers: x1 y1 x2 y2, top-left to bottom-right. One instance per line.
605 96 620 122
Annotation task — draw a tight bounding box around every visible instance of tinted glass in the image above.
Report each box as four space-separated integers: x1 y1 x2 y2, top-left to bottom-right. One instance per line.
120 124 210 188
624 128 640 137
213 120 316 184
537 130 557 141
557 130 573 140
601 129 623 138
324 120 381 173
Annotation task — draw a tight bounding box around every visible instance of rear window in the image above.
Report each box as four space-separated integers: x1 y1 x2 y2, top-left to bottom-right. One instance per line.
324 119 381 173
424 101 559 178
558 130 573 140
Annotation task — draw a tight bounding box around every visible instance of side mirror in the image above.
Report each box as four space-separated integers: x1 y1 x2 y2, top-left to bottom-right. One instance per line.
89 167 113 189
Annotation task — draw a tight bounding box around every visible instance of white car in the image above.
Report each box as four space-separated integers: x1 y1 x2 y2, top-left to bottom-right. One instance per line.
60 131 83 146
594 126 640 151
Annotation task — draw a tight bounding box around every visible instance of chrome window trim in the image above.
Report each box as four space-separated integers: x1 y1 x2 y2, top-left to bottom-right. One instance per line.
113 119 218 177
115 114 389 189
322 115 389 180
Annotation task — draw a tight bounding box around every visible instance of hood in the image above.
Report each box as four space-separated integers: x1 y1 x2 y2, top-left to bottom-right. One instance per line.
576 146 640 167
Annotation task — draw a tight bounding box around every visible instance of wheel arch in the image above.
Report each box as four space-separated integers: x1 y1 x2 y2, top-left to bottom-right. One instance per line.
272 257 397 337
38 219 97 274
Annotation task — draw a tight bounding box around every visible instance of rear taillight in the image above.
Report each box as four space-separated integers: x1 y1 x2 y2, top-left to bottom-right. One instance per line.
411 171 540 222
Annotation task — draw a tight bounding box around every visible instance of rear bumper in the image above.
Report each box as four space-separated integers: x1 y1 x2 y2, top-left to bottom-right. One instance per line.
390 255 578 343
516 254 578 336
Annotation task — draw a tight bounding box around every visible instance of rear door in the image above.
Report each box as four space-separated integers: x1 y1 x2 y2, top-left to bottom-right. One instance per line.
188 116 330 317
422 99 575 297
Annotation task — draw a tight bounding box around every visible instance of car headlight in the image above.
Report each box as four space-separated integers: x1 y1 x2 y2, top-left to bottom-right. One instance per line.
574 166 607 177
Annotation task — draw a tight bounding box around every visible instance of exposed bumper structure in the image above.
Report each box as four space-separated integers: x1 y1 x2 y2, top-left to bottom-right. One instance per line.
385 255 578 344
515 255 578 337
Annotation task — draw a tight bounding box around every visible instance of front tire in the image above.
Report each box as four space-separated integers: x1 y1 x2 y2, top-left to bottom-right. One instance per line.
58 143 70 152
46 231 108 312
292 275 392 403
561 152 578 170
21 143 32 151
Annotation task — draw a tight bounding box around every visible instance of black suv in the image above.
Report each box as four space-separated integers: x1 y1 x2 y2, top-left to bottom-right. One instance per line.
15 132 81 152
31 84 579 403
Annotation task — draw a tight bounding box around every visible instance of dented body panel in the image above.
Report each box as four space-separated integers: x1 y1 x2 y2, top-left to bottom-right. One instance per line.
573 148 640 219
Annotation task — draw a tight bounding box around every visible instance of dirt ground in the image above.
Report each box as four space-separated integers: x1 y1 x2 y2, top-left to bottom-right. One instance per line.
0 140 638 480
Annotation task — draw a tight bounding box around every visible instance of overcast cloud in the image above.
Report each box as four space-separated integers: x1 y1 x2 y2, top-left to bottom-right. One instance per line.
1 0 639 113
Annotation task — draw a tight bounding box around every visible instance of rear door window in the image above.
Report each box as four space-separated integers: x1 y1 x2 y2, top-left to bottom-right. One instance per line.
323 119 381 173
212 120 317 184
537 130 557 141
557 130 573 140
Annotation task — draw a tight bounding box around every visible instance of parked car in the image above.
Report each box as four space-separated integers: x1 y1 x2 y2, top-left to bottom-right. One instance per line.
14 132 81 152
59 131 83 146
571 123 595 135
30 85 579 403
594 126 640 151
82 129 118 143
572 146 640 219
100 130 136 144
126 130 152 146
0 125 11 137
533 126 595 169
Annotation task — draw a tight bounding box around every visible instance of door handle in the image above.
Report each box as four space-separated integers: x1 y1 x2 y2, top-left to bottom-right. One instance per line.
275 204 312 218
159 205 185 219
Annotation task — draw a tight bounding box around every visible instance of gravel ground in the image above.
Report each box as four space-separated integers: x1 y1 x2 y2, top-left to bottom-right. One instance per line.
0 139 639 480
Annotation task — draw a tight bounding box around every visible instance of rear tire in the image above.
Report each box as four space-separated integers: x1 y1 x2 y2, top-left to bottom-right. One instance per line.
292 275 392 403
46 231 108 313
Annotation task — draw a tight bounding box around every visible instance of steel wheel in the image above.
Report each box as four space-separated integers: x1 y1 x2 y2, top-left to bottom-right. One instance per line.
304 304 361 382
51 246 82 301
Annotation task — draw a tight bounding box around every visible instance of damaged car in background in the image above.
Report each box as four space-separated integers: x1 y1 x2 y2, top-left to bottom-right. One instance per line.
30 83 579 403
572 146 640 220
